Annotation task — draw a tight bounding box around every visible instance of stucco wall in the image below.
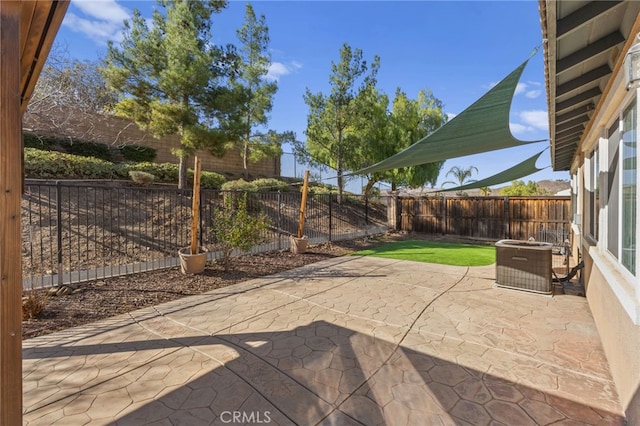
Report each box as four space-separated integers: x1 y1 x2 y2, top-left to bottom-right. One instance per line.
581 246 640 422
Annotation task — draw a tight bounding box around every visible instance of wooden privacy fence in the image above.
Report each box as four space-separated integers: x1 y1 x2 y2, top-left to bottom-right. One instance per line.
388 195 571 241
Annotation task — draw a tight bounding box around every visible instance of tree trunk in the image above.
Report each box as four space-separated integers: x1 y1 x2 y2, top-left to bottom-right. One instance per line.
363 179 377 196
178 155 188 189
336 127 343 205
243 140 249 180
336 159 343 205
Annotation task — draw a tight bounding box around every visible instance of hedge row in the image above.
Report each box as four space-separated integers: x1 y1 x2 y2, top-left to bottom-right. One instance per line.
221 178 291 192
24 149 226 189
23 133 156 163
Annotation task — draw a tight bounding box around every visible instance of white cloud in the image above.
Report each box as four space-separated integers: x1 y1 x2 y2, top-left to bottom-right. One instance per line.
446 112 458 121
510 122 534 136
519 110 549 131
64 0 130 45
266 61 302 81
513 81 542 99
72 0 129 23
525 90 542 99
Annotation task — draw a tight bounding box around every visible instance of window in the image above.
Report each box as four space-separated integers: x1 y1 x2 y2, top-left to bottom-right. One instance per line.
585 148 599 241
607 119 620 258
571 172 578 224
621 100 637 275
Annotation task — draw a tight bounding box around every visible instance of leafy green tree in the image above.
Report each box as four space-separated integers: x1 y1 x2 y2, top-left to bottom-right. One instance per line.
499 180 549 196
225 4 294 179
480 186 492 196
103 0 234 188
360 88 447 194
301 43 380 203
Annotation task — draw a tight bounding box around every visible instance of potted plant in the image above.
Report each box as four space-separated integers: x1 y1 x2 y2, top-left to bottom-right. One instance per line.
178 157 208 274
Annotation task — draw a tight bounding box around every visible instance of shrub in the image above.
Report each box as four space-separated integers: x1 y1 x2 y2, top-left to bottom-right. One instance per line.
128 170 155 186
198 170 226 189
23 133 113 161
210 193 270 271
252 178 290 192
120 145 157 163
63 139 113 162
22 290 48 320
221 179 258 192
124 162 179 183
308 184 338 195
23 133 54 150
24 148 117 179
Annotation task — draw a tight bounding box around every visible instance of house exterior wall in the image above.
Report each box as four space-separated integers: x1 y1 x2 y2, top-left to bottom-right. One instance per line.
23 107 280 178
574 44 640 422
581 247 640 421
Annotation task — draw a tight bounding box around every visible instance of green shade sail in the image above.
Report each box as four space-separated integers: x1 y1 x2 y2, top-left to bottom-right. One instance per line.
353 58 543 176
436 150 547 192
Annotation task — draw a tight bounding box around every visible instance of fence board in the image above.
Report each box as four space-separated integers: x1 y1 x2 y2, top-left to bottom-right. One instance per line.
396 196 570 241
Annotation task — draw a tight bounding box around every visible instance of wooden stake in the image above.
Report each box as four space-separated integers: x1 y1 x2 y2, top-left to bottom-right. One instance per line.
0 3 23 423
190 157 202 255
297 170 310 238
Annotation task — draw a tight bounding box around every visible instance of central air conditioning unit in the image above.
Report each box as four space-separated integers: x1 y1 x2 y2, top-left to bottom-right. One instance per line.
495 240 553 294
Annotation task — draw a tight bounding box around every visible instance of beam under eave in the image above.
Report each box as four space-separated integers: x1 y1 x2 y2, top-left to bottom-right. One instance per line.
0 2 24 424
556 103 594 124
557 31 624 74
555 127 584 141
557 1 623 37
556 65 610 97
556 140 579 154
556 87 602 112
556 114 588 133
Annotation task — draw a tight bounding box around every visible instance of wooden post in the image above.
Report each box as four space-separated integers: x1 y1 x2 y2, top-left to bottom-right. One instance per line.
297 170 310 238
190 157 202 255
0 2 23 423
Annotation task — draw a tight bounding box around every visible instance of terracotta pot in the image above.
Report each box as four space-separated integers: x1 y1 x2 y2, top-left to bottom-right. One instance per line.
178 246 208 274
290 236 308 254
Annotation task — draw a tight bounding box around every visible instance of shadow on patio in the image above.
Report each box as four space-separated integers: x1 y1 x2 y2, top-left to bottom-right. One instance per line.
22 257 625 425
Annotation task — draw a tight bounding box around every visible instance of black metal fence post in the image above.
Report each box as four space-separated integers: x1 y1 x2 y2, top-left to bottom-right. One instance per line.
55 181 63 286
277 191 282 250
328 193 333 242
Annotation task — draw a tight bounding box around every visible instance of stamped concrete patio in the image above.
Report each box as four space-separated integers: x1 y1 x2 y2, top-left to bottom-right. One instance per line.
23 256 624 425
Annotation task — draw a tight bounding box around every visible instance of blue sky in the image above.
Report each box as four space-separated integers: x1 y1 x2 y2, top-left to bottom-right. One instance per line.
56 0 569 192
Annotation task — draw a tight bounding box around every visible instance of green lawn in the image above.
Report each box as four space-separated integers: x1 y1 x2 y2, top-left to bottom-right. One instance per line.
352 240 496 266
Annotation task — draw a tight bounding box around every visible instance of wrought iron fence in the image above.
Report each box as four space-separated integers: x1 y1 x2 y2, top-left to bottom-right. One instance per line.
21 181 389 289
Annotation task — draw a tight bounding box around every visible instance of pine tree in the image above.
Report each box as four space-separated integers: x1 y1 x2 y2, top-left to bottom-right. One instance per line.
302 43 380 203
103 0 234 188
224 4 294 179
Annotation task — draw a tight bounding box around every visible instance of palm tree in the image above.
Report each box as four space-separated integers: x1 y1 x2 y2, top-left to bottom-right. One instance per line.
441 165 478 196
442 165 478 187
